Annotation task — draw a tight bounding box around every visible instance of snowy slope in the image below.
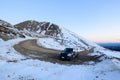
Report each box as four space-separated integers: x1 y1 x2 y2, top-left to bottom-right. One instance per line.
0 36 120 80
0 20 102 51
0 38 25 60
37 27 103 52
0 19 12 28
0 33 120 80
0 38 120 80
0 59 120 80
14 20 61 38
0 20 25 40
37 38 66 50
0 20 120 80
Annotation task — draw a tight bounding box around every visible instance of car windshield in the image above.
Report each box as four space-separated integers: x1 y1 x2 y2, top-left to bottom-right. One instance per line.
63 48 73 52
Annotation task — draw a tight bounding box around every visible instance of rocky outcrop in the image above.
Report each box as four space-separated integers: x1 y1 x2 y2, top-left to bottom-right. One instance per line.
0 19 12 28
15 20 62 37
0 20 25 41
0 20 63 40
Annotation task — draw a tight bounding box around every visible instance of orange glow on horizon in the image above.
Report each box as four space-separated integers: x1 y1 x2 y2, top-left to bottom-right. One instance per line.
92 40 120 43
88 36 120 43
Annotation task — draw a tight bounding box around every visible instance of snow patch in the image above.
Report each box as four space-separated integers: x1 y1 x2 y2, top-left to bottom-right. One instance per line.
0 38 28 60
37 38 66 50
0 59 120 80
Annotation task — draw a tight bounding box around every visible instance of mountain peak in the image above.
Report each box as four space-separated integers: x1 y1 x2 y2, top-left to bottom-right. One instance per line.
0 19 12 28
0 19 25 40
15 20 62 37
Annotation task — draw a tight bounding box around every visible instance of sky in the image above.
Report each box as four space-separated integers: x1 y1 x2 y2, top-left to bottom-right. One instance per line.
0 0 120 42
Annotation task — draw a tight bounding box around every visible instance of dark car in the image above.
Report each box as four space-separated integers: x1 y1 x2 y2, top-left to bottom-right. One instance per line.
59 48 78 60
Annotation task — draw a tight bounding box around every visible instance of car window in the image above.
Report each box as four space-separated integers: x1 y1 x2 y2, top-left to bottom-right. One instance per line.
64 48 73 52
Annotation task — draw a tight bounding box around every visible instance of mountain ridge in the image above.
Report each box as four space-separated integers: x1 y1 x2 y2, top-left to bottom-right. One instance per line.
0 19 100 51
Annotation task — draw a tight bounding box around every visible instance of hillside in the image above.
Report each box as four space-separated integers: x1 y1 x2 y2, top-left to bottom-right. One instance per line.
0 19 120 80
0 19 101 51
14 20 62 38
0 20 25 40
0 38 120 80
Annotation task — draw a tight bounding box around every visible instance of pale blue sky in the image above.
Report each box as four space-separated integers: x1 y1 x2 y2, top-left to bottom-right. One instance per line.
0 0 120 42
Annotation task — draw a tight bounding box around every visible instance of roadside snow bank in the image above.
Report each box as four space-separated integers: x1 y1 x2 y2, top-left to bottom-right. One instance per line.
101 50 120 58
112 59 120 69
0 37 120 80
0 59 120 80
37 27 104 51
37 37 85 51
61 27 103 49
37 38 66 50
0 38 27 60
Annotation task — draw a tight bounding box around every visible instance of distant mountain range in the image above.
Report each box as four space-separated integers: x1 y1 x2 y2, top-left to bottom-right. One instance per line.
98 43 120 51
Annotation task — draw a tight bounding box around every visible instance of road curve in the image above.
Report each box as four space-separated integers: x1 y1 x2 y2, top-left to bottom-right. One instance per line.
15 39 60 54
14 39 100 65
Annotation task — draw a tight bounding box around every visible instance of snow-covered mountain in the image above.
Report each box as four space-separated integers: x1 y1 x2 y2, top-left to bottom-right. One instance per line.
14 20 62 38
0 20 100 50
36 28 101 51
0 20 119 58
0 19 12 28
0 19 120 80
0 20 25 41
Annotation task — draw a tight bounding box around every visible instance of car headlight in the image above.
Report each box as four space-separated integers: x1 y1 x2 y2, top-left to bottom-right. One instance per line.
67 54 72 57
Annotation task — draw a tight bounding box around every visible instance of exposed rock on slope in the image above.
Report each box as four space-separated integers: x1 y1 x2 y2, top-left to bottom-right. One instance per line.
0 20 25 41
0 19 12 28
15 20 99 51
0 19 101 51
0 19 120 65
15 20 62 38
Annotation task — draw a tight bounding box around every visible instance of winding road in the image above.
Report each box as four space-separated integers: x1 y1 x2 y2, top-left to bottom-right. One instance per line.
14 39 100 65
